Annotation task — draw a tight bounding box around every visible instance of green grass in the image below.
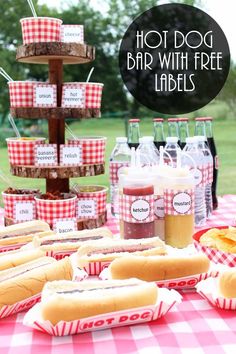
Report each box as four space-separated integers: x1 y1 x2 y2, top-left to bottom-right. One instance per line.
0 116 236 203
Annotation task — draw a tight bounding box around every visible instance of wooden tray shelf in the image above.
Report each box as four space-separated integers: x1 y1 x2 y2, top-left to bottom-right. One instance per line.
10 164 105 179
10 107 101 120
16 42 95 65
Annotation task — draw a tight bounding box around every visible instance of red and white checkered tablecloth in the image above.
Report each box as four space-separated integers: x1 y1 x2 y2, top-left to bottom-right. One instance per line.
0 195 236 354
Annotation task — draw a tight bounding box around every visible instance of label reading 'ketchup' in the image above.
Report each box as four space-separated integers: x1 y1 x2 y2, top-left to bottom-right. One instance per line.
121 195 154 223
131 199 150 221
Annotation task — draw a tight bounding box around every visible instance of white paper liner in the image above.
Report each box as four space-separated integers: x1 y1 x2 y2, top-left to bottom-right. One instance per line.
23 288 182 336
69 253 88 281
99 261 228 289
0 294 40 319
196 277 236 310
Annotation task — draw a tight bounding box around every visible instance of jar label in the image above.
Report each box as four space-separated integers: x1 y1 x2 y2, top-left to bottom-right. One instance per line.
154 196 164 219
13 201 36 223
164 189 194 215
120 194 154 223
109 162 129 184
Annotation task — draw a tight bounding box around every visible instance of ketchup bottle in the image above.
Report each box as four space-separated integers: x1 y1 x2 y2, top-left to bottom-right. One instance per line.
121 175 155 239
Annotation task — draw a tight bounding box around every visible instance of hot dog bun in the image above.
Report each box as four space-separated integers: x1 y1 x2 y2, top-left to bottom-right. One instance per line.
109 253 210 281
218 269 236 298
41 279 158 325
32 227 113 252
0 220 54 246
0 249 45 271
77 237 166 266
0 257 73 308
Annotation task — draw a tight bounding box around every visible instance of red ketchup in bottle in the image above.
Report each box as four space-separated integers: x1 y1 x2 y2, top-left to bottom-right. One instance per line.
122 183 155 239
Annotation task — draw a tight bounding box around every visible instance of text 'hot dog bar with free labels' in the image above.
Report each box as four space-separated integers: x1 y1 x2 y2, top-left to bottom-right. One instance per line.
0 6 236 352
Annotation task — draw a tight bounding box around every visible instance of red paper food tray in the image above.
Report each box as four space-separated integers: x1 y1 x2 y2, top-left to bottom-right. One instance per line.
193 226 236 267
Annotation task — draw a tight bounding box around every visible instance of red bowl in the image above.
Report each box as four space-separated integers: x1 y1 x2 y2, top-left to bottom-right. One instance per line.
193 226 236 267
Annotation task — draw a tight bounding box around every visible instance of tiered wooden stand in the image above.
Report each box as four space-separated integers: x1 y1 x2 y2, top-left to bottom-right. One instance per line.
7 42 107 228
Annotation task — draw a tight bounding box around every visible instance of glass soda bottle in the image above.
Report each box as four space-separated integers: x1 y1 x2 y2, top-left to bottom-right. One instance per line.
205 117 218 209
178 117 189 149
168 118 180 145
153 118 165 150
128 118 140 150
109 137 131 217
195 135 213 218
195 117 206 136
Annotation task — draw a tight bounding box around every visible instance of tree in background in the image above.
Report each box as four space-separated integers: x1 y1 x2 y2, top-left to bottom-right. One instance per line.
217 61 236 117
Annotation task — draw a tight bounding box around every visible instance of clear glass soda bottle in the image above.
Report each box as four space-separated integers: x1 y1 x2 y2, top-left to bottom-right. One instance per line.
128 118 140 150
194 117 206 136
153 118 165 150
168 118 180 145
109 137 131 217
178 117 189 150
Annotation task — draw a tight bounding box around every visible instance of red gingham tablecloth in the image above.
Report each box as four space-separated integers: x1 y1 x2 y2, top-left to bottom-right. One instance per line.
0 195 236 354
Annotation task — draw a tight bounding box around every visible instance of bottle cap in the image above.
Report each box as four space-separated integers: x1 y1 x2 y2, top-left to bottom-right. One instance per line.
129 118 140 123
195 117 206 121
204 117 213 121
166 137 178 143
139 136 154 143
153 118 164 122
178 117 189 122
195 135 207 142
167 118 178 122
116 137 127 143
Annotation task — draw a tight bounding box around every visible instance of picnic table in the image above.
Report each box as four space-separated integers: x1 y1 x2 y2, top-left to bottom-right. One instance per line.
0 195 236 354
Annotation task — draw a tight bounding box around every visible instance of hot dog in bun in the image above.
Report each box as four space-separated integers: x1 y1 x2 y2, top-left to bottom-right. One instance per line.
108 253 210 281
32 227 113 253
218 269 236 298
0 256 73 308
76 237 166 267
0 220 54 246
41 279 158 325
